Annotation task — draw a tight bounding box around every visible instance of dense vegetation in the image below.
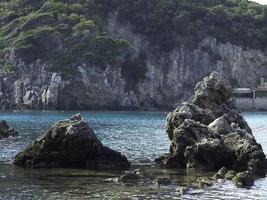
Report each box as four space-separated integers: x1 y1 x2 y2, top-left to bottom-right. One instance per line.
0 0 130 76
97 0 267 50
0 0 266 79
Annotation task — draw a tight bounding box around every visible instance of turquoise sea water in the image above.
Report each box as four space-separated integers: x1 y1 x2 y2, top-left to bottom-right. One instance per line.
0 111 267 199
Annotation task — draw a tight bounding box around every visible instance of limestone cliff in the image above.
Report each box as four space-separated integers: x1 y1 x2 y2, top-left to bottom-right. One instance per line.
0 1 267 110
1 35 266 110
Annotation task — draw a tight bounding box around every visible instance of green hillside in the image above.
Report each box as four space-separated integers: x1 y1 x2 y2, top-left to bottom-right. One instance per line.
0 0 266 78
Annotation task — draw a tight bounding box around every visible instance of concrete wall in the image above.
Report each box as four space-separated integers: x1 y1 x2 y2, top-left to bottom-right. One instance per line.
234 98 255 111
233 98 267 111
254 98 267 110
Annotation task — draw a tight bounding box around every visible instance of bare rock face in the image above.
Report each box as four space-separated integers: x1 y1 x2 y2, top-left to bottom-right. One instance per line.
0 120 18 139
1 34 267 111
193 72 232 111
156 71 267 186
13 114 130 170
166 102 215 140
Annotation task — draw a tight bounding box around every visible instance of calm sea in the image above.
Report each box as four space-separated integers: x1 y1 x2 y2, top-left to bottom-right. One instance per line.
0 111 267 199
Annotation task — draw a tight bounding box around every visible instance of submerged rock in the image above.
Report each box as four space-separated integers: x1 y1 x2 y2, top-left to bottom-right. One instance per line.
119 171 141 182
0 120 18 139
118 168 152 183
176 186 190 195
156 71 267 186
13 113 130 170
154 177 172 185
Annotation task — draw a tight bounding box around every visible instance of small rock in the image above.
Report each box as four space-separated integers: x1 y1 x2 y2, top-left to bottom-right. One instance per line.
105 178 119 183
155 177 172 185
196 177 212 188
118 168 150 183
132 168 147 176
0 120 18 139
119 172 140 182
176 186 190 195
225 170 237 180
70 113 82 121
233 171 254 187
213 167 228 180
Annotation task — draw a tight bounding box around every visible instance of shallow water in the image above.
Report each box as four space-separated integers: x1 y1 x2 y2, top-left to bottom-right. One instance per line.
0 111 267 199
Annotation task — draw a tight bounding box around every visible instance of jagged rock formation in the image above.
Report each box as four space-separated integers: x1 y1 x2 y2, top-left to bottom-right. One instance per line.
0 120 18 139
156 72 267 185
1 36 267 110
13 113 130 170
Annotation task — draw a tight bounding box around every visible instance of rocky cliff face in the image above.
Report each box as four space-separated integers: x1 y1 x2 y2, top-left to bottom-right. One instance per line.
0 14 267 110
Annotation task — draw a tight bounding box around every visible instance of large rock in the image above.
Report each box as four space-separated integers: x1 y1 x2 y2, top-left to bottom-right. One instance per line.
0 120 18 139
166 102 215 140
185 138 227 171
224 132 266 176
13 114 130 170
156 71 267 184
193 72 232 110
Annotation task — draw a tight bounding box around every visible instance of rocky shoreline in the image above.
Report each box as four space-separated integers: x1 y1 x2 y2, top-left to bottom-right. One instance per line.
1 71 266 195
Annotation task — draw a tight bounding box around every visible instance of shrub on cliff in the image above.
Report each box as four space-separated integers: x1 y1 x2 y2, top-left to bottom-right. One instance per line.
0 0 267 81
0 0 131 77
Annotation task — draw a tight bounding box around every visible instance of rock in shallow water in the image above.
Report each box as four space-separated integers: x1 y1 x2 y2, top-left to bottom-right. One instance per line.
233 171 254 187
154 177 172 185
119 171 141 182
13 113 130 170
224 170 237 180
196 177 213 188
0 120 18 139
156 71 267 186
213 167 228 180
